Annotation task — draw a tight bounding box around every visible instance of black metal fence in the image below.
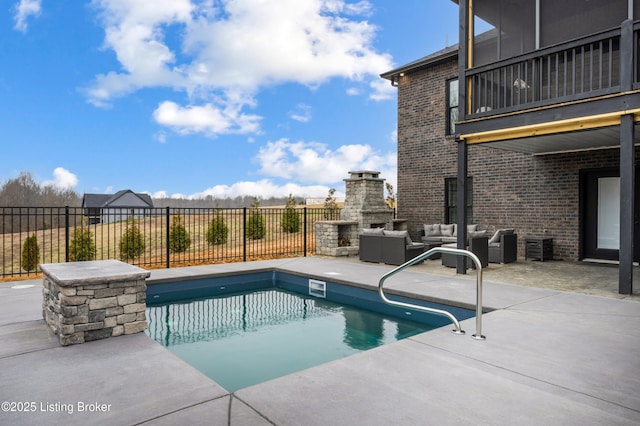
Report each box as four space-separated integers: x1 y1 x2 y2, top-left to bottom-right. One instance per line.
1 206 340 278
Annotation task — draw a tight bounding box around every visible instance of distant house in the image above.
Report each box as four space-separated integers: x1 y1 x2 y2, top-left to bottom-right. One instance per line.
82 190 154 224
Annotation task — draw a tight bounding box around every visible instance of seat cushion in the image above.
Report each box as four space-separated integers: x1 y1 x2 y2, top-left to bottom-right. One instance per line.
422 236 443 243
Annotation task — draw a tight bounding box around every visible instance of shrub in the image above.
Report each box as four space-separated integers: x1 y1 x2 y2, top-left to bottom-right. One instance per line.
120 218 145 260
169 211 191 253
246 198 266 240
206 212 228 245
281 194 300 233
21 233 40 271
69 222 97 261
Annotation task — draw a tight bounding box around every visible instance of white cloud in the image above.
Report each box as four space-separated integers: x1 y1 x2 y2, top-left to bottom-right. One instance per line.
369 77 396 101
152 100 261 136
87 0 394 135
188 179 341 200
13 0 41 33
389 129 397 143
255 138 396 186
289 104 312 123
43 167 79 190
154 130 168 143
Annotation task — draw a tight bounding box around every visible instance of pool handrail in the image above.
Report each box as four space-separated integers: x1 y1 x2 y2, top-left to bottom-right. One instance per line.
377 246 485 340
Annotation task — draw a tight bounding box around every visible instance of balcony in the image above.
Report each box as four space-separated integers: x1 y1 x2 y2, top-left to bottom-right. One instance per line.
466 23 639 119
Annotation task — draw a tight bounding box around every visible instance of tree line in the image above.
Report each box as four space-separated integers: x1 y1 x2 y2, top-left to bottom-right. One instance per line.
0 172 306 208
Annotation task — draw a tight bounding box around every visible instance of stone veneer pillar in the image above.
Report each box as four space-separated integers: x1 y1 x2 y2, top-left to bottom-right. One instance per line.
41 260 150 346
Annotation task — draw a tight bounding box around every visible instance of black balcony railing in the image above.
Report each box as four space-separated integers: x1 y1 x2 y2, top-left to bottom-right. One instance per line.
467 26 636 117
0 206 340 278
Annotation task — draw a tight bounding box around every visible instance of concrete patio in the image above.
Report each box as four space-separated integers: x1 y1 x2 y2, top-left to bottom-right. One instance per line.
1 256 639 425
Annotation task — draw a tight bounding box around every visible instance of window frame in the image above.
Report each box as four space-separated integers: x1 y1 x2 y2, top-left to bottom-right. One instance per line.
444 177 473 224
446 78 459 136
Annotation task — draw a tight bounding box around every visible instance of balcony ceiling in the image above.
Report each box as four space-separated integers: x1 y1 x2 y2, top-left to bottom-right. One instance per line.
479 124 640 155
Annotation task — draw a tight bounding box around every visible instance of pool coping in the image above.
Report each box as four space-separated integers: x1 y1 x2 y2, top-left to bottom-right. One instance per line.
1 257 639 424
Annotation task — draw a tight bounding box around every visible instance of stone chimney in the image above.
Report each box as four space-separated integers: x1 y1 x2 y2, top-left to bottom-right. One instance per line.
340 171 393 231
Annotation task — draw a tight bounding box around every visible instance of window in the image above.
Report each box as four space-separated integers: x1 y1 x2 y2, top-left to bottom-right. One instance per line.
446 79 459 135
445 178 473 224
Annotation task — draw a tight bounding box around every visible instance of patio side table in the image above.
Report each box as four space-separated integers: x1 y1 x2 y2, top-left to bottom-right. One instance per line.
525 237 553 261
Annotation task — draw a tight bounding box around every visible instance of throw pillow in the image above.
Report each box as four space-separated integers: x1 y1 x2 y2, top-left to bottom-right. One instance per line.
440 224 454 237
423 224 441 237
488 229 502 244
488 228 516 244
468 230 487 240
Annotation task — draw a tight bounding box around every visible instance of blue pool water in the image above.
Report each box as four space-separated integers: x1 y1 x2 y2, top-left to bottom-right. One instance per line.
145 272 474 392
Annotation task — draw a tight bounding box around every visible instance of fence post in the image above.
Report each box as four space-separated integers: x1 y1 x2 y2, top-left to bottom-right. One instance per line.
65 206 70 263
303 207 307 257
165 207 170 269
243 207 247 262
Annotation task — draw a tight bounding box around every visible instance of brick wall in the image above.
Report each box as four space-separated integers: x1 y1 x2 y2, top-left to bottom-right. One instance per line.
396 57 632 261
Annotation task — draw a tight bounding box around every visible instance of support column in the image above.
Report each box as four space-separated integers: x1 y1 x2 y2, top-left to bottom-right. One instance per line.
456 0 470 275
457 139 468 274
619 114 635 294
618 18 635 294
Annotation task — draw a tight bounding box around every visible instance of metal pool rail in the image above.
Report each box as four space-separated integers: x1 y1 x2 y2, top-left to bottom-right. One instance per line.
378 247 486 340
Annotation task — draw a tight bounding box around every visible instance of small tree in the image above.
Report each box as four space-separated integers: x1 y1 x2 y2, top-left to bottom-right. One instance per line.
69 221 97 261
246 198 266 240
206 211 229 245
169 211 191 253
281 194 300 233
323 188 340 219
120 218 145 260
385 182 397 210
21 233 40 271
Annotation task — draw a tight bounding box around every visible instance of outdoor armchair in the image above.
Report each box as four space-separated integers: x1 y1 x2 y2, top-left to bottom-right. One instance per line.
488 231 518 264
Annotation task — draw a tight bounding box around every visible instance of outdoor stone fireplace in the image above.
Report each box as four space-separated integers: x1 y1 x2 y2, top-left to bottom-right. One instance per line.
316 171 405 256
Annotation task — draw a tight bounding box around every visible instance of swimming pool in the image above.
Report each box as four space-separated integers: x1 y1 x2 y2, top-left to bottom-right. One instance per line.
145 272 474 392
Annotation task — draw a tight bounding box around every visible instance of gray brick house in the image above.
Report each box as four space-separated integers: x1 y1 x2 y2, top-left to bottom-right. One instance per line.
382 0 640 293
82 190 154 224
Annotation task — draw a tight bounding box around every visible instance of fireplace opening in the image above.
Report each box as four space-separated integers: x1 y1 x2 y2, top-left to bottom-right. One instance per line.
338 225 352 247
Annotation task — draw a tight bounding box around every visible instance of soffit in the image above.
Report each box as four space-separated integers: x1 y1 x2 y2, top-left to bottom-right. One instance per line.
475 124 640 155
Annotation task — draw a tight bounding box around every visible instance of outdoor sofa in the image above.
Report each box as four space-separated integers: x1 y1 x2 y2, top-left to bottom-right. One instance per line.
359 229 425 266
422 224 517 265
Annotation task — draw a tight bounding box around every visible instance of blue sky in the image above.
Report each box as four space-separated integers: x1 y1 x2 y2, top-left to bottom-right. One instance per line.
1 0 459 200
